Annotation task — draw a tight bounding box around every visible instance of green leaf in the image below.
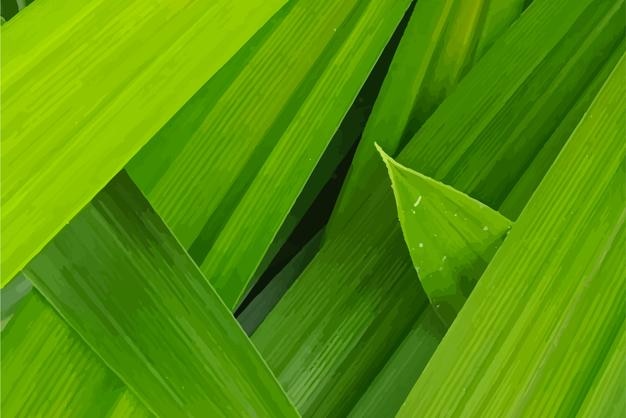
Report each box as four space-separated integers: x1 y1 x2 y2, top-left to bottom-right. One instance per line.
238 231 323 335
252 0 624 415
0 0 287 286
377 145 512 326
577 321 626 417
1 0 408 413
107 391 152 418
0 273 31 329
355 36 626 415
348 307 446 417
124 0 410 310
126 0 362 252
194 0 413 309
249 31 400 287
1 292 124 418
22 172 298 417
397 51 626 417
326 0 527 237
499 38 625 219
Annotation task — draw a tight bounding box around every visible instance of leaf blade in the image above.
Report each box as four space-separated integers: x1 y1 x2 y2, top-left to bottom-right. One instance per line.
24 173 299 417
378 145 511 325
0 0 287 285
397 50 626 417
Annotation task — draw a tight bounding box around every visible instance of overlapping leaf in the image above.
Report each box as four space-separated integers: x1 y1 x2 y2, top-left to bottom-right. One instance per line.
15 173 299 417
0 0 287 285
398 53 626 416
326 0 527 236
2 0 623 416
253 1 624 416
2 0 412 414
378 146 511 326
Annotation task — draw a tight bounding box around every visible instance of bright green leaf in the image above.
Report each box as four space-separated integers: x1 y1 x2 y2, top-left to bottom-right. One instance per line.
377 145 511 325
253 1 624 416
576 321 626 418
0 0 287 286
1 292 125 417
326 0 527 237
348 307 446 417
23 172 299 417
397 51 626 417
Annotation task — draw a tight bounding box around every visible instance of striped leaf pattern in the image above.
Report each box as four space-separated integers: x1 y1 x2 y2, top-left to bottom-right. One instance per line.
1 0 623 416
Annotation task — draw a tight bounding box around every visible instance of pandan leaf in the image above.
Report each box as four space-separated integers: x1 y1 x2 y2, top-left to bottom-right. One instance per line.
253 1 624 416
194 0 413 309
1 292 124 418
348 307 446 417
499 38 625 219
1 0 411 413
326 0 527 237
397 51 626 417
576 321 626 417
126 0 362 254
0 0 288 286
21 173 299 417
377 145 511 325
348 36 626 417
342 41 623 411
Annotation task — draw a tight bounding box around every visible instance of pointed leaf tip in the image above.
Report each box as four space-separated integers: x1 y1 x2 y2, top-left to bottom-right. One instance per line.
381 155 512 326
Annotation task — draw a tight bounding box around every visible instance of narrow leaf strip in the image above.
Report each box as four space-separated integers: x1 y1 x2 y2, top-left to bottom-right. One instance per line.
24 173 298 417
0 1 368 413
0 0 287 286
348 307 446 418
326 0 526 236
499 38 625 218
126 0 361 250
397 52 626 417
1 292 124 417
576 320 626 418
253 1 624 415
377 145 511 325
197 0 413 309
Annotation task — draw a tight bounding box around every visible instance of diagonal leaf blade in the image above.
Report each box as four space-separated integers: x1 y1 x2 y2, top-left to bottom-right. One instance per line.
326 0 527 237
23 173 299 417
397 51 626 417
1 0 406 413
0 0 287 286
196 0 413 309
252 1 624 416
